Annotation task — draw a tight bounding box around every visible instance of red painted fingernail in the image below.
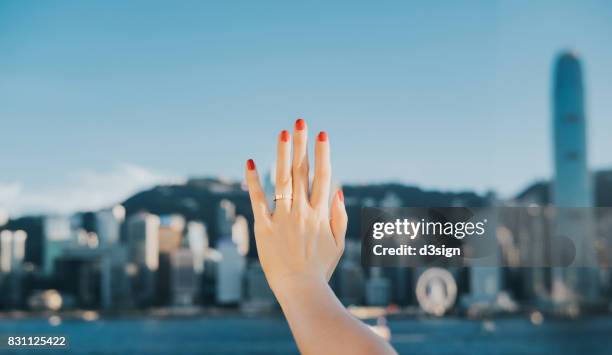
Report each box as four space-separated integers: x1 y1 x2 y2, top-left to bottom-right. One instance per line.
247 159 256 170
317 131 327 142
295 118 305 130
338 189 344 202
280 130 290 142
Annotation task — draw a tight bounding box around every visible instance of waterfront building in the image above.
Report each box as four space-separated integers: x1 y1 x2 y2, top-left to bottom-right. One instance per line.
170 248 197 306
365 268 391 306
95 205 125 246
551 51 600 306
125 212 160 306
215 200 245 305
243 261 275 312
43 216 73 276
186 221 208 274
335 240 366 305
158 214 185 254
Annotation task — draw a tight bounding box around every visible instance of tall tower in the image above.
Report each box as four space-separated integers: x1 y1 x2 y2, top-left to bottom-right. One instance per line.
552 51 591 208
551 51 599 307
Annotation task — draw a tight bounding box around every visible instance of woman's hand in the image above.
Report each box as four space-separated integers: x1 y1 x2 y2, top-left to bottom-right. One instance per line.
245 118 348 294
244 118 397 355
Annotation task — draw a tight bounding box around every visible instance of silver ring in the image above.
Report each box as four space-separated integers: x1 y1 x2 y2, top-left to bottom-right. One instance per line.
273 194 293 202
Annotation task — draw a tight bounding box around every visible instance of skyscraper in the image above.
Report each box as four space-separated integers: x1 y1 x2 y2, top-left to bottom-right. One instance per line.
10 230 27 272
170 248 197 306
186 221 208 274
552 51 591 208
215 200 246 305
158 214 185 253
551 51 599 307
95 205 125 246
43 216 73 275
0 231 13 274
125 212 160 306
126 213 160 272
0 230 28 307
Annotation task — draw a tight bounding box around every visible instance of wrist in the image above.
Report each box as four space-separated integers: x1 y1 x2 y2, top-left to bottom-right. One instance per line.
270 272 329 305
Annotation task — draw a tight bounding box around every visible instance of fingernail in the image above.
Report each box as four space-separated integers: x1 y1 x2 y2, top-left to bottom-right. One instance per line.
280 130 290 142
317 131 327 142
338 189 344 202
247 159 256 170
295 118 305 131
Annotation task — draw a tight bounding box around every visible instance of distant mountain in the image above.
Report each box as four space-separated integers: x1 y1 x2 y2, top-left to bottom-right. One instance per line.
515 168 612 206
120 179 489 256
122 177 252 250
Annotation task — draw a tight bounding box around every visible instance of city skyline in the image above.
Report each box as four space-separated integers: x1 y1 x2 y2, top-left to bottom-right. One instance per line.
2 1 612 216
1 3 611 354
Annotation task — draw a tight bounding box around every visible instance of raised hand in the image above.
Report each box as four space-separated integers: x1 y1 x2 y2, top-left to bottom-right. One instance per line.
245 118 347 293
244 118 396 355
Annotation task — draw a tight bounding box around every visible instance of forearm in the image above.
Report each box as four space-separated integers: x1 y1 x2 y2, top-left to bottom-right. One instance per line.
273 274 397 355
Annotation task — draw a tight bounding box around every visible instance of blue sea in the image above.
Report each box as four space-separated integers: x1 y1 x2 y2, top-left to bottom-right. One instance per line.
0 316 611 355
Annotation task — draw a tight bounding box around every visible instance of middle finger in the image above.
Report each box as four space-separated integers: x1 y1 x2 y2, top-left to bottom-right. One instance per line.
274 129 292 214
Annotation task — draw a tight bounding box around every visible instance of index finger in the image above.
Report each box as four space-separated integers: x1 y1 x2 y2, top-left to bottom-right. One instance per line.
245 159 271 222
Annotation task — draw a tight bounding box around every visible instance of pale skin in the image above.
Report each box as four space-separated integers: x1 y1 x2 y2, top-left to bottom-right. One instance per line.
245 118 397 355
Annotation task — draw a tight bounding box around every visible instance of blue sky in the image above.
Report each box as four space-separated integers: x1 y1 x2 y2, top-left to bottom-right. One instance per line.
1 1 612 215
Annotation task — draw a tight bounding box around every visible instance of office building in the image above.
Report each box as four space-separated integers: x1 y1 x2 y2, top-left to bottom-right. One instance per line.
242 261 275 313
125 212 160 306
95 205 125 246
0 230 13 274
335 240 366 305
43 216 73 275
551 51 600 306
186 221 208 274
170 248 197 306
158 214 185 254
365 268 391 306
215 200 245 305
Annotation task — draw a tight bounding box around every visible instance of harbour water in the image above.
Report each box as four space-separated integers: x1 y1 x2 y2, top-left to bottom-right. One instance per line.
1 316 611 354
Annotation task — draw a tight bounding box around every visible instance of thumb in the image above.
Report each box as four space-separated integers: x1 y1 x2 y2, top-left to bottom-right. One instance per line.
330 189 348 249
